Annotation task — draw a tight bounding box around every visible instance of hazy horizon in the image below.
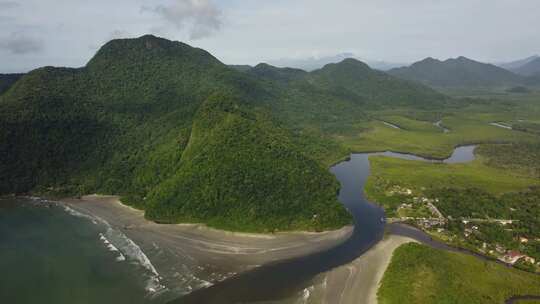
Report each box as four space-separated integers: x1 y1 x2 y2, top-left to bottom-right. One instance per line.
1 0 540 73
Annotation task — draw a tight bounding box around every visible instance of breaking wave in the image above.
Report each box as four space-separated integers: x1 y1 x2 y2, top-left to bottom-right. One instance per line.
99 233 126 262
57 201 166 295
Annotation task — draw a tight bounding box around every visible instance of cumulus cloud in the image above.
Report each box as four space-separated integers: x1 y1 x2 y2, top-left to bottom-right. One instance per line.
0 1 20 9
88 30 133 51
0 32 44 54
108 29 132 40
142 0 223 40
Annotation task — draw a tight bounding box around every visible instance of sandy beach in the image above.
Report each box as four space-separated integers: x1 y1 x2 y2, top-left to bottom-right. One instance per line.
60 195 353 296
299 234 416 304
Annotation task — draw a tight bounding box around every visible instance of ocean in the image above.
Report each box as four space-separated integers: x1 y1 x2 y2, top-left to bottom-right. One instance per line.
0 197 166 304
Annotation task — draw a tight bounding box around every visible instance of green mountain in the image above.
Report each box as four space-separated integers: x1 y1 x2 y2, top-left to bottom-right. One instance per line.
0 73 24 95
228 64 253 72
510 57 540 77
388 56 524 88
499 55 539 71
248 63 308 83
0 35 350 232
307 58 447 108
0 35 448 232
240 59 448 139
145 95 350 231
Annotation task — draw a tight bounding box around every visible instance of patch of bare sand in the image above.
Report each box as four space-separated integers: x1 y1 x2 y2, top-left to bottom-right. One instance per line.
60 195 352 294
303 234 416 304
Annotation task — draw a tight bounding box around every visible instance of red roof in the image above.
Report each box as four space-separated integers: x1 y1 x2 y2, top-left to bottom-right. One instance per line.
507 251 522 258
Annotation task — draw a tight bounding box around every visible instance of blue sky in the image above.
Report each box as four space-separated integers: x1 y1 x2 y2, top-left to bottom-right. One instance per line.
1 0 540 72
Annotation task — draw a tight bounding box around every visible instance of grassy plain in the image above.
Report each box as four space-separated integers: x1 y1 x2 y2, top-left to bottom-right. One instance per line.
361 93 540 274
338 109 537 159
377 243 540 304
366 156 538 198
360 94 540 208
477 143 540 178
319 91 539 159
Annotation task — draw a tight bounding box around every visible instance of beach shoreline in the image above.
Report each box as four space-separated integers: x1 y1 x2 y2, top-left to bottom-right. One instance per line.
62 194 354 245
305 234 417 304
53 194 353 296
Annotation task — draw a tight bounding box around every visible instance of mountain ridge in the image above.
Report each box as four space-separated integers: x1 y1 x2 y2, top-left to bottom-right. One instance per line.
0 34 352 232
388 56 525 88
499 55 540 71
0 73 25 95
0 35 451 232
268 53 406 71
509 57 540 77
308 58 448 108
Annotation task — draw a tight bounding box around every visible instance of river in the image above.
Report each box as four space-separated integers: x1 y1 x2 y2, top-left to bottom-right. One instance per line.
174 145 478 303
0 146 478 304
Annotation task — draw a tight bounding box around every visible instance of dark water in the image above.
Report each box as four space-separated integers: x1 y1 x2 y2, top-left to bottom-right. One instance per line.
1 145 477 304
175 154 386 303
0 198 160 304
373 144 477 164
175 145 477 303
388 223 532 269
444 145 477 163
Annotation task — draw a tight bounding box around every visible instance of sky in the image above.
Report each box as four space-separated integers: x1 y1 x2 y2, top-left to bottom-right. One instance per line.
1 0 540 73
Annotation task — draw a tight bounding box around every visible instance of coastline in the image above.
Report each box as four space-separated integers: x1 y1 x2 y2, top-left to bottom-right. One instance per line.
304 234 417 304
64 194 354 242
56 194 353 294
8 144 521 302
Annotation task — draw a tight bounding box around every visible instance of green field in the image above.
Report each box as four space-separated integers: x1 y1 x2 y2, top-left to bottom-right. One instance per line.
477 143 540 178
360 96 540 267
364 154 540 230
338 109 538 159
321 91 540 159
366 155 538 200
378 243 540 304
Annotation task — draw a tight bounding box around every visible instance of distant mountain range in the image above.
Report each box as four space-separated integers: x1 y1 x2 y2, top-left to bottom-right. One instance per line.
388 56 539 88
498 55 539 71
507 57 540 77
267 53 406 72
245 57 447 111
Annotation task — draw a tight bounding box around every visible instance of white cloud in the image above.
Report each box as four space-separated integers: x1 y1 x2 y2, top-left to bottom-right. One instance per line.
0 1 20 9
0 32 44 54
142 0 222 40
1 0 540 72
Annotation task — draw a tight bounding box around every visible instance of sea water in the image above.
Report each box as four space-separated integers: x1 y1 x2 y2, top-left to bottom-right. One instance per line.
0 197 164 304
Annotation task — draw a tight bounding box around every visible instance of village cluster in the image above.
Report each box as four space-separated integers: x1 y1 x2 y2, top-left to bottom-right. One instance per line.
385 185 538 270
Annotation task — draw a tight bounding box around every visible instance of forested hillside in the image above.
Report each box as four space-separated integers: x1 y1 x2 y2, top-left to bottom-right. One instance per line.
0 35 450 232
144 95 350 231
0 35 353 231
243 59 449 139
308 58 448 108
388 57 525 88
0 73 24 95
378 243 540 304
510 57 540 77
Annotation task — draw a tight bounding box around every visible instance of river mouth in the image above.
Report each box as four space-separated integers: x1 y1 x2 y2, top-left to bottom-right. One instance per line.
2 146 477 304
175 154 386 303
174 145 477 303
